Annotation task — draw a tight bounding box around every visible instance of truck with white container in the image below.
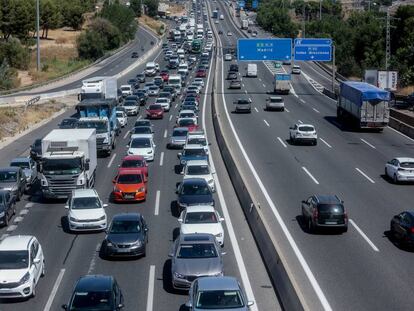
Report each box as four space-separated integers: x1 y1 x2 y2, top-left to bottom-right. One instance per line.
40 129 97 199
274 73 291 94
241 19 249 30
168 74 183 94
246 64 257 77
79 76 118 102
337 81 390 130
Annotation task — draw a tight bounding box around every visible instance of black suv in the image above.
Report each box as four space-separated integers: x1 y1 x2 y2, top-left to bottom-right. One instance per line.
63 275 124 310
230 64 239 72
301 195 348 233
176 178 214 212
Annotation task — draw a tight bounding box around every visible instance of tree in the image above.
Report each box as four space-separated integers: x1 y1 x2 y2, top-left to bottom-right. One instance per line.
130 0 142 17
40 0 61 39
89 18 121 51
61 2 85 30
257 1 298 38
77 30 106 60
0 60 18 91
144 0 159 18
100 1 137 42
12 0 35 41
0 38 30 70
0 0 17 40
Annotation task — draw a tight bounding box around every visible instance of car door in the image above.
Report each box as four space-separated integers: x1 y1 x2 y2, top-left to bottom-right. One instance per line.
302 197 312 218
5 192 11 219
393 213 407 238
29 242 41 283
141 216 149 242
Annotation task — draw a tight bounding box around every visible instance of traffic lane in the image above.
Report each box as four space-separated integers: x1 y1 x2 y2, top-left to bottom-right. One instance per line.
220 81 414 311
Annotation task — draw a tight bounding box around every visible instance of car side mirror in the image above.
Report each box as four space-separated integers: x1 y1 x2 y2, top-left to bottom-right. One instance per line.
85 162 90 170
117 303 124 310
103 204 108 208
33 258 41 264
168 252 174 258
65 205 69 209
185 301 192 308
177 152 182 158
112 179 116 183
178 218 183 223
62 304 68 310
144 227 149 232
221 252 227 256
220 217 225 221
289 127 294 130
247 301 255 307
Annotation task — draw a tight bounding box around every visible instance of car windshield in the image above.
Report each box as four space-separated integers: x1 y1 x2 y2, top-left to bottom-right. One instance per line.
179 119 195 126
149 105 162 110
72 197 101 210
173 129 188 137
132 127 151 134
400 162 414 168
187 165 210 175
237 100 249 105
270 98 283 103
43 158 82 174
117 173 143 184
181 113 195 118
121 87 130 91
183 149 205 157
177 243 217 258
110 220 141 233
124 101 136 107
298 126 314 132
188 138 206 146
157 98 168 103
0 250 29 269
121 159 144 168
116 112 124 117
131 138 151 148
10 161 30 169
181 183 210 195
159 93 170 98
0 171 17 182
135 121 151 127
77 121 107 133
196 290 244 309
61 119 76 127
149 86 159 90
319 204 344 214
70 291 113 311
185 212 217 224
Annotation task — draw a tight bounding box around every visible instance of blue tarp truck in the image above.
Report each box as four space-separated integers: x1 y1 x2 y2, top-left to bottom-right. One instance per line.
337 81 390 130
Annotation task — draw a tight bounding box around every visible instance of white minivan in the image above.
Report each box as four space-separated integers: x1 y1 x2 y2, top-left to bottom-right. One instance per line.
246 63 258 77
168 74 183 94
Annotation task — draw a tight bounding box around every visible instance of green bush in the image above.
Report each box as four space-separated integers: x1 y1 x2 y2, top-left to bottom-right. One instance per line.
0 39 30 70
77 30 106 60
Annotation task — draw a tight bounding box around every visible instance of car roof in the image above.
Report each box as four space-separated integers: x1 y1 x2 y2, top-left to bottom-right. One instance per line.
180 110 195 114
197 276 240 291
0 235 34 251
72 189 98 198
297 124 314 128
75 275 114 292
314 195 342 204
179 233 215 244
184 144 204 150
185 159 209 166
10 157 31 163
122 155 145 161
182 177 208 185
394 157 414 162
185 205 216 213
112 213 141 222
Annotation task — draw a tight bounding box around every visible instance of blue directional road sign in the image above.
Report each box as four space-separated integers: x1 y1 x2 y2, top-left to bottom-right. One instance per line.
238 0 245 8
237 38 292 61
294 45 332 61
252 0 259 9
294 38 332 62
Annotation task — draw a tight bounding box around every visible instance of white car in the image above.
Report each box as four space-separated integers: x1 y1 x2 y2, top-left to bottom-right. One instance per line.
193 78 205 89
182 160 216 192
0 235 45 299
66 189 107 232
292 65 301 74
224 53 232 61
289 124 317 145
155 97 171 111
116 111 128 127
186 85 200 94
145 62 159 76
130 126 154 140
122 101 139 116
385 157 414 183
127 137 156 161
177 110 198 125
265 96 285 111
178 205 224 246
215 20 219 24
227 31 232 36
147 85 160 96
120 85 132 97
185 130 209 154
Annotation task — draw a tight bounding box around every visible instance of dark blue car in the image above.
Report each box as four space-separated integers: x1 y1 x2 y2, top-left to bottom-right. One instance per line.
176 178 214 211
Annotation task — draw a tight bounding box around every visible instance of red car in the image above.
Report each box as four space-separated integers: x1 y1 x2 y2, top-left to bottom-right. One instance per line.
146 104 164 119
175 118 199 132
160 70 169 82
196 69 207 78
119 155 148 177
112 170 147 202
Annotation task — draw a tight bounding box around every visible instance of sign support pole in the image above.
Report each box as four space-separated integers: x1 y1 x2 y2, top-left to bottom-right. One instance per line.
332 44 335 93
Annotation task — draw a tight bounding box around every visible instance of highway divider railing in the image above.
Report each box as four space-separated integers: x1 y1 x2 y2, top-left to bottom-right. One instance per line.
209 21 305 311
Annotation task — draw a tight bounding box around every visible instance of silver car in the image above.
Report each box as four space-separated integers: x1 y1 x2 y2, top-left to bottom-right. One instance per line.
265 96 285 111
186 276 254 310
10 157 37 186
168 127 189 149
169 234 224 290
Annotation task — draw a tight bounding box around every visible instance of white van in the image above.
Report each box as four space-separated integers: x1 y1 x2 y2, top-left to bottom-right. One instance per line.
168 74 182 94
246 64 257 77
177 48 185 60
219 14 224 20
145 62 158 76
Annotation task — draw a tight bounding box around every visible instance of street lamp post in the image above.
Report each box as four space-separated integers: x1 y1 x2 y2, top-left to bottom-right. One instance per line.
36 0 40 71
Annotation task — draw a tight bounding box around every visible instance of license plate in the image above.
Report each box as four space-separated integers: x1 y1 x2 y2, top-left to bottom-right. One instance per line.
124 195 134 199
117 248 130 253
325 221 337 225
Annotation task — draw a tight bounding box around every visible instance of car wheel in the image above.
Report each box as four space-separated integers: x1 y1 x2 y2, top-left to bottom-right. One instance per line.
31 281 36 297
308 218 313 232
16 192 21 202
393 174 399 184
4 214 9 227
313 139 317 146
385 167 388 178
41 261 45 277
342 226 348 233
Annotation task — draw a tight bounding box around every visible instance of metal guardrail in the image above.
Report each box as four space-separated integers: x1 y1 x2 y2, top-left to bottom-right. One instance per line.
25 95 40 108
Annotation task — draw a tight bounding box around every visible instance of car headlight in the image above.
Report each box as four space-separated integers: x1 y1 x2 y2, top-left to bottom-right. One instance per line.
138 187 146 193
78 178 84 185
98 215 106 221
132 240 142 247
215 232 223 238
18 272 31 285
179 202 188 208
106 242 113 247
0 212 5 218
181 160 186 165
69 216 78 222
208 179 214 185
213 272 224 277
147 150 153 154
103 137 109 143
174 272 185 279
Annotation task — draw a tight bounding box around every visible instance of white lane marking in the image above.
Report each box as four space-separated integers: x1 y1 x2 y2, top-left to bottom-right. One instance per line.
355 168 375 184
87 243 100 274
218 35 331 310
123 130 129 139
154 190 160 216
290 85 299 98
262 83 266 88
20 209 29 215
349 219 380 252
298 120 303 124
240 77 243 82
242 83 245 87
319 138 332 148
263 120 270 127
360 138 376 149
207 39 258 309
6 225 17 232
387 126 414 142
285 108 290 112
244 90 248 94
169 115 173 121
159 152 164 166
0 234 9 241
249 98 252 101
254 107 258 112
302 167 320 185
25 202 34 208
146 265 156 311
277 137 287 148
312 108 320 113
13 216 24 223
107 153 117 168
300 99 306 104
175 103 178 108
259 78 262 81
43 269 66 311
163 129 168 138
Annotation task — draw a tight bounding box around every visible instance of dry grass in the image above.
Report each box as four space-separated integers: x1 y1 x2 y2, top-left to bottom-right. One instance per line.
0 102 65 140
169 3 185 15
139 15 166 34
398 86 414 96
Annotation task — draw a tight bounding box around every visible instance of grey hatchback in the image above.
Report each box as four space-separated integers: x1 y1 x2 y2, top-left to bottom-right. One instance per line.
169 234 224 290
186 276 254 310
0 167 27 201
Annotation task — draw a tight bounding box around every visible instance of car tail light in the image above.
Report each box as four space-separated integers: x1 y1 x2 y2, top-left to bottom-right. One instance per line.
344 211 348 222
410 227 414 234
313 209 318 220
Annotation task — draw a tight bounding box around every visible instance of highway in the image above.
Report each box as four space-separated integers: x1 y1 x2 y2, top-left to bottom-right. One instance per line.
212 0 414 310
0 3 280 311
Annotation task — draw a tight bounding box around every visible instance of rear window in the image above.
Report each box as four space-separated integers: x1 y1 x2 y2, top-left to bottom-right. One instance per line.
400 162 414 168
318 204 344 214
298 126 314 132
